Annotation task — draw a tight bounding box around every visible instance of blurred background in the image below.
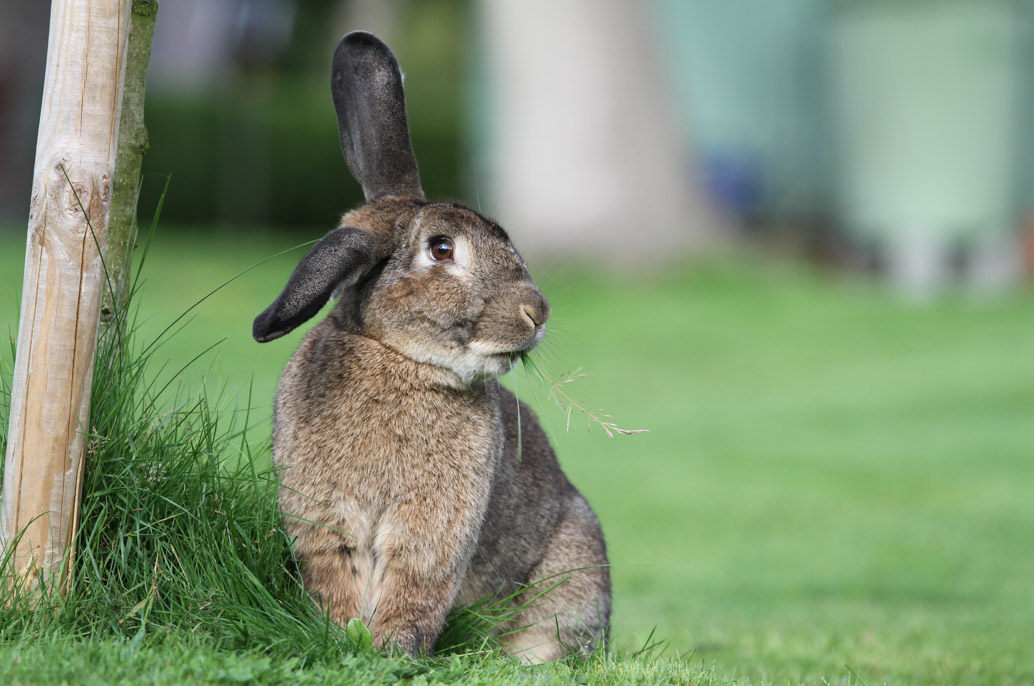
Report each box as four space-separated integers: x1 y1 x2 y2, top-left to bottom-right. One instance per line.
2 1 1034 683
2 0 1034 291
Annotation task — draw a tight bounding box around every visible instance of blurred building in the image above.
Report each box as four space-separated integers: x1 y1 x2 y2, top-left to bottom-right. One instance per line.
652 0 1034 294
824 0 1029 295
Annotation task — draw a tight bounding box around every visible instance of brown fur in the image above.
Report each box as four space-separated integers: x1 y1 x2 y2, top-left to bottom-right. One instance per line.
255 31 610 661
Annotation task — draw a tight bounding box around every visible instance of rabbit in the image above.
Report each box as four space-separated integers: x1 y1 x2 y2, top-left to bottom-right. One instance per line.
252 31 611 663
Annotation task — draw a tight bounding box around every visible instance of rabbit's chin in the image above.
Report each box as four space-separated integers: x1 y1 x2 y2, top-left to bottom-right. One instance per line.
377 327 544 385
424 345 529 385
456 336 545 382
388 339 536 385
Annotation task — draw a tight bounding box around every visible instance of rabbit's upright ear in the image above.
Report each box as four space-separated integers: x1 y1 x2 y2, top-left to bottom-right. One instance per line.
253 226 385 342
332 31 424 202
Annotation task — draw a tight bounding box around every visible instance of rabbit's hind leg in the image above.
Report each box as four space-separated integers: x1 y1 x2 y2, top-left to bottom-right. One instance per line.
301 545 369 629
500 495 611 664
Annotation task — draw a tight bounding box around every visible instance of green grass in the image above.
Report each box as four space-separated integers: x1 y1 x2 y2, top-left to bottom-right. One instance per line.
1 224 1033 684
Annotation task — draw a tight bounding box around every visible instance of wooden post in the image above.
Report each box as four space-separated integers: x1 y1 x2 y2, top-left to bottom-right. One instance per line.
1 0 132 590
103 0 159 326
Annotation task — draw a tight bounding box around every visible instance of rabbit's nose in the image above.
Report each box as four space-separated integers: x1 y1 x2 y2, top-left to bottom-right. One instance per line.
521 292 550 328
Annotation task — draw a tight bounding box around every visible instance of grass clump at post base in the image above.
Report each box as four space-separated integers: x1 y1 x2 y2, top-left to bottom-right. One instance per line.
1 219 350 657
0 215 694 685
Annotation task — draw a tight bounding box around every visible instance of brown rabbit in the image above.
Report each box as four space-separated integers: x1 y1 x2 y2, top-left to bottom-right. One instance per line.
253 31 610 663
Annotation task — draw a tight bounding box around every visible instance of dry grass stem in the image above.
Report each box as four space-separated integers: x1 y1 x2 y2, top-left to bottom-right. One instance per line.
535 367 648 437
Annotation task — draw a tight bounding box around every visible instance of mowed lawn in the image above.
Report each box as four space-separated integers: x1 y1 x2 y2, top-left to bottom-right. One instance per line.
1 225 1032 685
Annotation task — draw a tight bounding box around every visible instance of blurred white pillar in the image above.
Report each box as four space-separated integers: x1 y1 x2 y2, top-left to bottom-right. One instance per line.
477 0 723 263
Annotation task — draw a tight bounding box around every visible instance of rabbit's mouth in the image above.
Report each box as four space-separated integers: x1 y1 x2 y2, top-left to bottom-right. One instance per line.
493 349 527 366
457 338 542 380
486 338 543 371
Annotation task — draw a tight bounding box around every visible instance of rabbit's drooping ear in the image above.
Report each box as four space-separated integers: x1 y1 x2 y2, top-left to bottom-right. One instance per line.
253 226 385 343
332 31 424 202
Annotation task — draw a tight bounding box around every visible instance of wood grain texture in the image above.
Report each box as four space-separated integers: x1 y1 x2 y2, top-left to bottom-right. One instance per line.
1 0 131 589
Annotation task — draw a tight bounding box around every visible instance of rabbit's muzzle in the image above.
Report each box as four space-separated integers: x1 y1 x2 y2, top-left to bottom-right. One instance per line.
462 284 550 374
518 287 550 351
490 285 550 349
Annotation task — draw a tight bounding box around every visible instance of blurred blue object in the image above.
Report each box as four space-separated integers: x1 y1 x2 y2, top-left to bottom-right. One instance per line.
653 0 822 220
701 152 762 218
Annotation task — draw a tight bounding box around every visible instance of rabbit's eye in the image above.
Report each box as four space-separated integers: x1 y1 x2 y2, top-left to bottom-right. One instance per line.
429 237 454 262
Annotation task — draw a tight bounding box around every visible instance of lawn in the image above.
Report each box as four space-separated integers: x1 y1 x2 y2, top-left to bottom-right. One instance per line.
1 224 1032 684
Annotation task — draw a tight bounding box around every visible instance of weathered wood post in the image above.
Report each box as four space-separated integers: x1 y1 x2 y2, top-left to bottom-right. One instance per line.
1 0 133 591
104 0 159 325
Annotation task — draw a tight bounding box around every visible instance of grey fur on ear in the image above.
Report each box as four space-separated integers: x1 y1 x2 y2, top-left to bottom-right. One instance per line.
332 31 425 202
253 226 383 343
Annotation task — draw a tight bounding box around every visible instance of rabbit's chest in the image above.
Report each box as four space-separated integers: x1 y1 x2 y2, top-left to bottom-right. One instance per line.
332 385 498 490
280 378 503 545
319 394 503 583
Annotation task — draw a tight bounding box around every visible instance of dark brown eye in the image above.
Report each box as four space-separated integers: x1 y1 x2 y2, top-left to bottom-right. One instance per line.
429 237 454 262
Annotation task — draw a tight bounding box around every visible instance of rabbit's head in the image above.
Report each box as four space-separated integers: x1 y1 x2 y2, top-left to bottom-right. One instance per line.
252 31 549 384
